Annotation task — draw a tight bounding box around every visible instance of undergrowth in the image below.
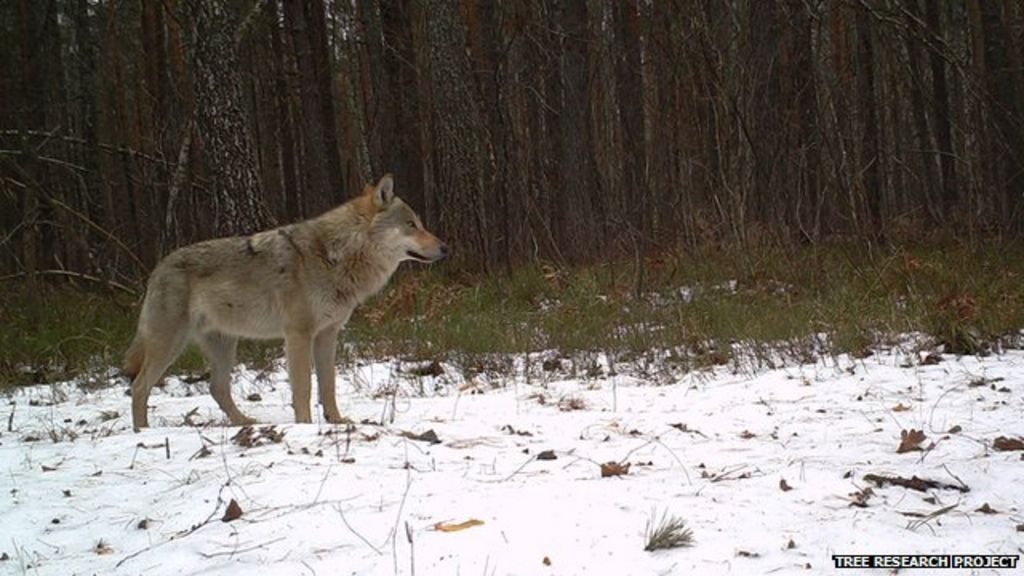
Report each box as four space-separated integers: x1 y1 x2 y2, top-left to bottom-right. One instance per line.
2 240 1023 390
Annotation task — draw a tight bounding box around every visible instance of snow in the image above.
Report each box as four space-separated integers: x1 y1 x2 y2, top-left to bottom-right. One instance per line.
2 347 1023 575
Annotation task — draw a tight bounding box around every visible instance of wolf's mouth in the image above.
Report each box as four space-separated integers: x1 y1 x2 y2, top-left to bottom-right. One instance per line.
406 250 432 262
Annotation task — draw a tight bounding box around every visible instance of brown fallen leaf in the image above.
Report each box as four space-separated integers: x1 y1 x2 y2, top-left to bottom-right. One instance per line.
992 436 1024 451
536 450 557 461
892 403 911 412
948 425 963 434
558 396 587 411
863 473 969 493
41 464 58 472
399 429 441 444
849 487 874 508
433 519 484 532
542 556 552 566
897 429 927 453
739 430 756 439
222 499 243 522
736 550 760 558
779 478 793 492
600 461 631 478
94 540 114 555
975 503 998 514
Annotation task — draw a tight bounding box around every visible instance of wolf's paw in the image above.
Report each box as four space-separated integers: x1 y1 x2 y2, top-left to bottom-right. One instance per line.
324 412 352 425
231 414 259 426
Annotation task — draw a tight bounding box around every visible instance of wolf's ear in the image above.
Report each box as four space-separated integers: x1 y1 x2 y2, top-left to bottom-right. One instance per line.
371 174 394 209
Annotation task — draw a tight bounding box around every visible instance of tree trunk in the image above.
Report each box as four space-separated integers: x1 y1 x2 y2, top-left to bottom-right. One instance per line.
185 0 273 236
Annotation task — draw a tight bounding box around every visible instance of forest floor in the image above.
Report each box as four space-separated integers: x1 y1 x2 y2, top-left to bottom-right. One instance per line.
2 342 1023 575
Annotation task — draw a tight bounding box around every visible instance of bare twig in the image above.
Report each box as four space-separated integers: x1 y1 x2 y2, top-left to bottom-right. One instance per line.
906 503 958 533
389 466 414 575
499 454 537 482
405 521 415 576
116 483 230 567
198 536 285 559
334 504 383 555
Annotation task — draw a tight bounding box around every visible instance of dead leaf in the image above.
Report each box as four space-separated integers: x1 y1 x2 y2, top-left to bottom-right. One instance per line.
897 429 927 453
558 396 586 411
975 503 998 514
600 461 631 478
189 445 212 461
501 424 533 437
736 550 760 558
222 499 243 522
41 464 58 472
849 487 874 508
948 425 962 434
94 541 114 555
232 425 285 447
787 539 797 549
536 450 557 461
433 519 484 532
992 436 1024 451
1016 524 1024 532
863 473 969 493
542 556 552 566
779 478 792 492
739 430 756 439
246 393 262 402
399 429 441 444
892 403 911 412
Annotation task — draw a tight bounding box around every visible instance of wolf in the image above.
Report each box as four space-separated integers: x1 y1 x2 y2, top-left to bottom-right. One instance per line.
124 174 447 430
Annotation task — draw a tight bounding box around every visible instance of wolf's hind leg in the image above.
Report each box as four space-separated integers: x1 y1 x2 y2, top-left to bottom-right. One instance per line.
131 331 188 431
198 331 255 426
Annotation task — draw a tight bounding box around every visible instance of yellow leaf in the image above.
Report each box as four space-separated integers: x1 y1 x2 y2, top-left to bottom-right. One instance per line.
434 519 485 532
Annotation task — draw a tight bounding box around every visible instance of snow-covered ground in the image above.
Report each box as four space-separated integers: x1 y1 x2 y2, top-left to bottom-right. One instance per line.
2 347 1023 575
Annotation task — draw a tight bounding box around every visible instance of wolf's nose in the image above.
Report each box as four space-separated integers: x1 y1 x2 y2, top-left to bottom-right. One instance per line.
439 244 449 258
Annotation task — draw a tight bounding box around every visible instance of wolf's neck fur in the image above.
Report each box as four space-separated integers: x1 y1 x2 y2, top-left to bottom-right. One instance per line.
307 209 398 307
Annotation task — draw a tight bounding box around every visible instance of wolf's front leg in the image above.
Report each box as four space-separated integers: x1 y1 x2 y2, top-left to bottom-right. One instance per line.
314 322 346 424
285 331 314 423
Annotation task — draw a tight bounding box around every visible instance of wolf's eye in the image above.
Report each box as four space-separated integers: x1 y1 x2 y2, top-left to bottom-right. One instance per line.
406 220 416 228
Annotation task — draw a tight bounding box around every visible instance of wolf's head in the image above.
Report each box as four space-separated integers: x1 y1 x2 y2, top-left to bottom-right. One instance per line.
365 174 448 264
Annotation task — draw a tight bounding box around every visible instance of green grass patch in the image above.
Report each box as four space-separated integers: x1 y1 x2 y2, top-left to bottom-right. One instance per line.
3 240 1024 390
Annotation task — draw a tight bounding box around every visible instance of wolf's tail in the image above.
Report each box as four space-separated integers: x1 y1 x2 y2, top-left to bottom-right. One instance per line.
123 331 145 380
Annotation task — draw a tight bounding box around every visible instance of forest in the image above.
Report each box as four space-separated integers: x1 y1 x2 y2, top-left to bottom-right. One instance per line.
3 0 1023 285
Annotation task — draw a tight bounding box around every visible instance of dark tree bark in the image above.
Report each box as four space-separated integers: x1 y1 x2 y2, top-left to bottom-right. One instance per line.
978 0 1024 227
556 0 598 260
900 0 943 223
185 0 273 236
380 0 424 213
267 0 299 221
415 0 494 268
855 3 883 239
284 0 344 216
923 0 958 215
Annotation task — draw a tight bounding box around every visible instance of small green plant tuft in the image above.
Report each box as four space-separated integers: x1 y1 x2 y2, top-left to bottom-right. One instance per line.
644 510 694 551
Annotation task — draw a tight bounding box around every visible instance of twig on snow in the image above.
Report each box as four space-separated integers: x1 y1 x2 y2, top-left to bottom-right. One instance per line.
334 504 383 555
198 536 285 559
